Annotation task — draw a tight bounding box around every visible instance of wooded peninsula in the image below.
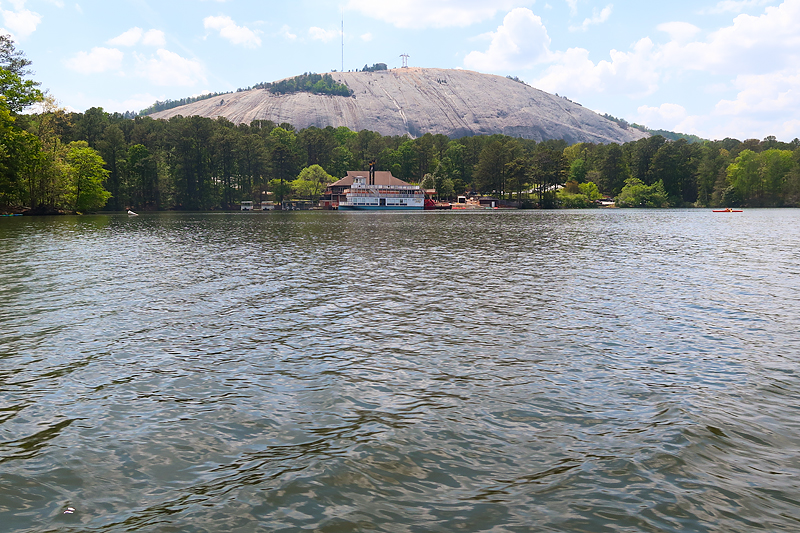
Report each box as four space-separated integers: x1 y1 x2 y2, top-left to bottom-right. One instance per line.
2 37 799 214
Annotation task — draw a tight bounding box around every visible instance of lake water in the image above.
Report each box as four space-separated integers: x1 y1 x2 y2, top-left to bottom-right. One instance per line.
1 209 799 532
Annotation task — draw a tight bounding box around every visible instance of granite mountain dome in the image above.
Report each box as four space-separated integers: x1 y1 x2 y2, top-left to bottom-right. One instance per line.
149 68 647 144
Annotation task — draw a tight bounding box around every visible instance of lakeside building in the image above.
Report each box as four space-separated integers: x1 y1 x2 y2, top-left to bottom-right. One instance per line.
320 171 417 209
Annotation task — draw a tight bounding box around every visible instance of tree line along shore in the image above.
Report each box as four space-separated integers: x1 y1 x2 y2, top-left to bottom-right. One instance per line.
1 37 800 215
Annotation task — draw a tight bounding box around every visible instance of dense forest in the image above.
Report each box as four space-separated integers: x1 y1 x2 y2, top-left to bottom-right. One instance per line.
2 37 800 214
262 73 352 97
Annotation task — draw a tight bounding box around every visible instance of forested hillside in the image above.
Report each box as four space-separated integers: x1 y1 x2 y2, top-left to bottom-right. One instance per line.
2 37 800 214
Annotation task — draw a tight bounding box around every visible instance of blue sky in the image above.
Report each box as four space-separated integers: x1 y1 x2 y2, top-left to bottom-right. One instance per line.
4 0 799 141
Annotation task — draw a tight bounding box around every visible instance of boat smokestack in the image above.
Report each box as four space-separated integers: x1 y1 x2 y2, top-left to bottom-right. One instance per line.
369 160 376 185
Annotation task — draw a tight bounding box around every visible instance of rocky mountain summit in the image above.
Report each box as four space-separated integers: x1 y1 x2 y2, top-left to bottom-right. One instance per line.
149 68 647 144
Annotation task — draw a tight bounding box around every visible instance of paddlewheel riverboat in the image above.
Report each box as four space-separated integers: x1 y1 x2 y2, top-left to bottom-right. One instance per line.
338 174 425 210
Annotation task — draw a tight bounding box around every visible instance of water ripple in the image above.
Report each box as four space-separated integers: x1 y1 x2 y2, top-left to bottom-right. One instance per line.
1 210 800 532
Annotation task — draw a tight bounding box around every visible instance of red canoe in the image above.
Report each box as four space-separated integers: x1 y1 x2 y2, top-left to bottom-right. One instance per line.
713 208 743 212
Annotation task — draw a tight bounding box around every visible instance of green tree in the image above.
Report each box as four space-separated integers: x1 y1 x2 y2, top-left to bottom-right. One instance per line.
268 178 293 205
0 35 43 113
568 158 587 183
474 138 520 195
579 181 602 201
298 126 335 169
726 149 759 205
269 126 300 204
211 118 239 208
629 135 666 183
421 173 435 191
437 177 455 199
598 143 630 196
557 180 600 208
293 164 333 202
760 149 793 203
66 141 111 212
783 147 800 206
236 133 268 201
530 148 566 207
414 133 439 180
505 156 530 201
97 124 127 210
127 144 158 209
166 115 215 210
328 145 355 179
616 177 667 208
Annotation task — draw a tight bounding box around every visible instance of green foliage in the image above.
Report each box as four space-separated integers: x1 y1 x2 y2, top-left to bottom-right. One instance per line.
725 148 795 206
437 177 455 199
616 177 668 208
530 147 567 207
726 149 760 203
646 129 706 144
266 73 352 97
505 75 529 86
568 158 587 182
293 164 333 201
0 68 43 113
66 141 112 212
361 63 388 72
557 191 593 208
0 36 42 113
4 44 800 215
598 144 630 196
139 92 230 116
268 178 293 203
557 180 601 208
580 181 602 200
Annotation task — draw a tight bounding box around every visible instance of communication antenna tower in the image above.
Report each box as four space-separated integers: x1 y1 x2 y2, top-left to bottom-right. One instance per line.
341 10 344 72
400 53 409 68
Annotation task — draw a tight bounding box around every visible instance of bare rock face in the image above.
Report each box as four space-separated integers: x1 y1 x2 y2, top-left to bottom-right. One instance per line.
149 68 647 144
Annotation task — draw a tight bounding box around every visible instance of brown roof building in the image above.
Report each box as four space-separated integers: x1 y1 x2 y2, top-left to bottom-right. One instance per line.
321 171 412 208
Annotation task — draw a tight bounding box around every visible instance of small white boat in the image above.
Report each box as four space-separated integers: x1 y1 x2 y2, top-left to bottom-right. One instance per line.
127 210 139 216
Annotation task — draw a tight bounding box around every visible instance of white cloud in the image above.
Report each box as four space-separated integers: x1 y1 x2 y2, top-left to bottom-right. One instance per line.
636 103 689 127
661 1 800 75
279 24 297 41
346 0 526 29
107 27 165 47
135 49 206 86
656 21 701 43
142 29 166 46
101 93 164 113
203 15 261 48
569 4 612 32
534 38 660 98
464 8 552 71
528 1 800 101
715 69 800 119
108 27 143 47
564 0 578 16
1 7 41 39
309 27 339 42
361 32 373 42
700 0 772 14
65 47 124 73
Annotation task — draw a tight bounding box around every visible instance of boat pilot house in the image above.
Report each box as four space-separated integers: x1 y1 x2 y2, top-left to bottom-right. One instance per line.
320 170 426 210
